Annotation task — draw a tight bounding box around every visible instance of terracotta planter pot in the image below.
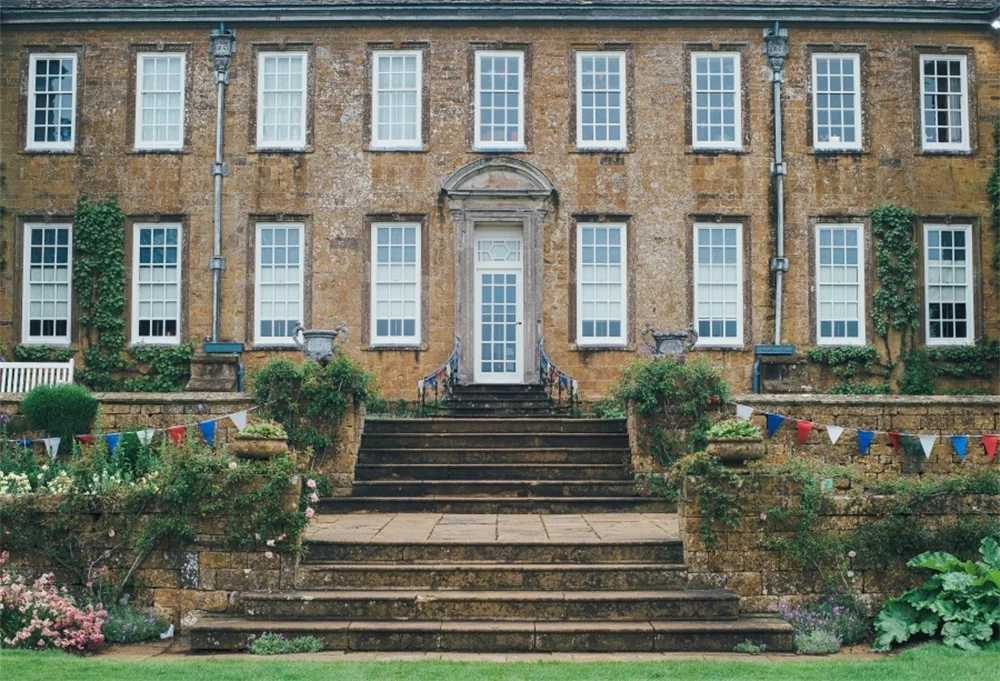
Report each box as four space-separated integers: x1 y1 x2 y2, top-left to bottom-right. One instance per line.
229 435 289 460
705 437 767 467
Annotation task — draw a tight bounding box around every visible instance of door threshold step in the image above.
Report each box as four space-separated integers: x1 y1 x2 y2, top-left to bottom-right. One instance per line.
190 616 793 652
316 496 674 514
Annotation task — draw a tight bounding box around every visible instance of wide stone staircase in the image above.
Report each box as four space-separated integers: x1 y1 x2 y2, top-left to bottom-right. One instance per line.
190 385 792 652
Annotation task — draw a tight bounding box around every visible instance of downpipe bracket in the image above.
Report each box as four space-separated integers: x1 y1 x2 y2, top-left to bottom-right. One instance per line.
770 161 787 176
211 161 228 177
770 257 789 273
210 255 226 271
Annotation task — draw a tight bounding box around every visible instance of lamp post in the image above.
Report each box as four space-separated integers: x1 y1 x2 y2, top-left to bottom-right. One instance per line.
209 25 235 344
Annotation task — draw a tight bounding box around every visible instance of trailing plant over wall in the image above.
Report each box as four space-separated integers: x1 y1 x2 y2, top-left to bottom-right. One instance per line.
122 342 196 392
870 204 920 366
10 345 74 363
73 197 130 390
988 116 1000 289
806 345 889 394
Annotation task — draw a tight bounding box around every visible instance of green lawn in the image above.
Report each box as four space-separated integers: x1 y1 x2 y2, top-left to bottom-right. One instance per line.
3 644 1000 681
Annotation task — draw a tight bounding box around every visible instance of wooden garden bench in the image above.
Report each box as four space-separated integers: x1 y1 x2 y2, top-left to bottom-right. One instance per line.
0 359 75 394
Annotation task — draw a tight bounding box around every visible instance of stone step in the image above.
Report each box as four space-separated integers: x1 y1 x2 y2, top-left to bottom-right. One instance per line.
358 448 630 465
315 496 673 514
364 418 626 434
354 463 632 481
451 384 550 394
361 432 629 449
295 562 688 590
432 406 572 418
190 616 793 652
302 539 683 564
238 589 739 621
446 392 554 403
350 480 639 497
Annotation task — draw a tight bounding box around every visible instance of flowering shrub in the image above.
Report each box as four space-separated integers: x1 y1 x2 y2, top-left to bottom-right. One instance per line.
0 471 32 495
248 631 323 655
0 552 106 652
793 629 842 655
101 605 168 644
779 592 869 653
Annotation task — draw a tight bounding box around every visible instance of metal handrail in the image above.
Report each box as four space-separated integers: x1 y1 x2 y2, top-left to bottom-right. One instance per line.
537 336 579 409
417 336 459 414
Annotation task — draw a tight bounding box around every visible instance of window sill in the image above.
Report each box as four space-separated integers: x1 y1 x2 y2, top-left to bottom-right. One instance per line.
572 147 631 155
918 148 973 157
695 344 747 352
253 147 311 155
368 145 425 154
133 148 186 155
130 341 182 348
812 148 865 156
23 148 75 155
250 344 300 351
572 343 629 353
19 341 72 347
686 147 745 157
473 146 528 154
366 343 425 352
925 340 976 348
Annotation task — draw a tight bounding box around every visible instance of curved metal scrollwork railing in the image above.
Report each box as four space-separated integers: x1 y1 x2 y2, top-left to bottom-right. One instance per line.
417 336 459 414
537 337 579 409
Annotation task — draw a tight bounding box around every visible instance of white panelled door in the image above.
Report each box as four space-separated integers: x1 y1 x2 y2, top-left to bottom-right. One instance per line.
474 225 524 384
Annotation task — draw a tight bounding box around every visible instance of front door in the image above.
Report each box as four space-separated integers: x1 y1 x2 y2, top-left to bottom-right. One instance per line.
474 225 524 384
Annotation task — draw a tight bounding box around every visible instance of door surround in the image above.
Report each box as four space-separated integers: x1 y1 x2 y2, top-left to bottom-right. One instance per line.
442 157 556 385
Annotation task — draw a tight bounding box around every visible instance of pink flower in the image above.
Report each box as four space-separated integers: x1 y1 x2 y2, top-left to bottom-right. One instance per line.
228 461 237 470
85 582 93 589
306 479 317 489
266 539 275 547
309 493 319 503
278 534 287 542
304 507 316 519
848 550 857 559
759 513 767 521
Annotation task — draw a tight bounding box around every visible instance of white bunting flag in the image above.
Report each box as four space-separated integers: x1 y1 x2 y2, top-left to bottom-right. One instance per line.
42 438 61 462
735 404 754 421
919 435 938 459
827 425 845 446
137 429 156 446
229 410 249 432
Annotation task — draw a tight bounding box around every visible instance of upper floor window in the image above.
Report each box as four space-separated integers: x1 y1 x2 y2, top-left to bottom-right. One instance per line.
693 223 743 346
474 50 524 151
920 55 969 153
576 52 626 150
812 53 861 151
257 52 307 150
132 223 182 345
27 54 77 151
371 223 421 346
22 224 72 344
135 53 185 151
924 224 974 346
690 52 741 151
815 224 865 345
255 223 303 345
576 223 627 347
371 50 422 150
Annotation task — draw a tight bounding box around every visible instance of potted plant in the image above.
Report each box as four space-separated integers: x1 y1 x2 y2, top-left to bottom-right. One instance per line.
229 420 289 460
704 419 766 467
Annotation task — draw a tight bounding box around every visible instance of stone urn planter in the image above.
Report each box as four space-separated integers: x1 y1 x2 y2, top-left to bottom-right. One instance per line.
229 421 290 460
705 437 767 468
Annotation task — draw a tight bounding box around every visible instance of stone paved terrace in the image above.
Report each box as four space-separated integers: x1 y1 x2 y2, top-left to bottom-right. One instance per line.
304 513 681 544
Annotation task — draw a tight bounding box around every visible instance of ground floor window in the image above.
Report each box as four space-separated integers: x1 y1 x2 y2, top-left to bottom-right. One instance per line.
816 223 865 345
132 223 181 344
371 222 420 345
22 223 72 344
924 224 973 345
255 223 303 345
693 223 743 347
576 223 626 347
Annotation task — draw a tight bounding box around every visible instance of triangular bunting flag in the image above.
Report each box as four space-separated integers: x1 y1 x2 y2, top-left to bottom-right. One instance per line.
417 379 425 394
918 435 937 459
887 431 902 452
167 425 186 446
983 435 998 462
857 430 875 456
198 419 216 446
735 404 754 421
42 438 60 462
16 439 32 448
827 425 845 446
765 413 785 439
105 433 120 453
796 421 815 445
76 435 93 446
137 429 156 446
951 436 969 461
229 410 249 432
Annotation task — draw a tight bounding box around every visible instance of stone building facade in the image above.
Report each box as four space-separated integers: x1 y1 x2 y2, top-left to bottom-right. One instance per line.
1 1 998 397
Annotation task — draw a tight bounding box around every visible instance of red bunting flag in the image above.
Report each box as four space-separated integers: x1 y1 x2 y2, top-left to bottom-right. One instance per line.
796 421 815 445
75 435 93 446
167 425 186 446
887 431 902 452
983 435 999 462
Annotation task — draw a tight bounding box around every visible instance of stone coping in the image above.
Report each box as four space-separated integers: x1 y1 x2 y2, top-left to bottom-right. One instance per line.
0 391 255 403
733 393 1000 408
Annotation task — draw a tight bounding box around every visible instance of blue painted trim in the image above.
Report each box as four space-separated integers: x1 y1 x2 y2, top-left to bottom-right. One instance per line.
203 342 244 354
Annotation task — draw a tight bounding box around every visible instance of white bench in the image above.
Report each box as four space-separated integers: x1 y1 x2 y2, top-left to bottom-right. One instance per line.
0 359 75 394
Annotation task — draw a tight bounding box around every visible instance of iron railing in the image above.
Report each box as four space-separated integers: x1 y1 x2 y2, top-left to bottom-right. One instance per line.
417 336 459 414
537 337 579 409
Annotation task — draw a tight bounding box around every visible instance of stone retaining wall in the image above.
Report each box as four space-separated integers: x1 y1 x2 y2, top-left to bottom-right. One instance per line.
679 474 1000 614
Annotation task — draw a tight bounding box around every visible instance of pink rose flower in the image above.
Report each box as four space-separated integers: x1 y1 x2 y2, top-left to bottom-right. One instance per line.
278 534 287 542
306 479 317 489
304 507 316 519
309 493 319 503
228 461 237 470
848 550 857 559
759 513 767 521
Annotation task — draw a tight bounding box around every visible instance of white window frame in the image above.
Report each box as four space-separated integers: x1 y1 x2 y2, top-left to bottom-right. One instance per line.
919 54 970 153
21 223 73 345
473 50 525 151
370 222 422 347
575 51 627 151
814 223 866 347
254 223 305 346
690 51 742 152
923 223 975 346
575 222 627 348
134 52 186 151
26 53 77 152
811 53 862 152
693 222 744 348
370 49 423 151
131 223 183 346
256 51 308 151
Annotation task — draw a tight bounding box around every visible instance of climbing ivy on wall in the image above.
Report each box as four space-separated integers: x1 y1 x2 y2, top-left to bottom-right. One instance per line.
73 197 130 390
988 116 1000 289
870 204 919 366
